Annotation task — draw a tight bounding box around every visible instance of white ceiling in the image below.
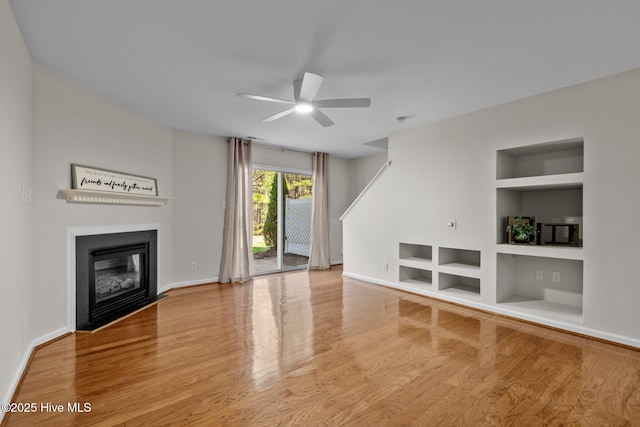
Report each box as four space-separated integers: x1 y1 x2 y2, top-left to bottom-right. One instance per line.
10 0 640 158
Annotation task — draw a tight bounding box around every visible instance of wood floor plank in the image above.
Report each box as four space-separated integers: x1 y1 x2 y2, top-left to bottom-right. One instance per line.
3 267 639 426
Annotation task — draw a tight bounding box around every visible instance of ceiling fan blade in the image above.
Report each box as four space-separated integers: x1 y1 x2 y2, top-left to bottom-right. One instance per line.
294 72 323 101
313 98 371 108
237 93 294 104
262 107 296 122
309 109 334 127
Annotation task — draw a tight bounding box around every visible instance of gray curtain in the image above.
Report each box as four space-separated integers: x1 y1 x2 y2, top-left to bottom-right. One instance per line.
308 152 330 270
219 137 253 283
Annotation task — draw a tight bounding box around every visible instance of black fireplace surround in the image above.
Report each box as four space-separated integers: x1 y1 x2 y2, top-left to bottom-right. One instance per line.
76 230 163 331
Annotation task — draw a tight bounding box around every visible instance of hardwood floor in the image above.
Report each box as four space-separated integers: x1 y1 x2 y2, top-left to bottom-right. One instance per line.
4 267 640 426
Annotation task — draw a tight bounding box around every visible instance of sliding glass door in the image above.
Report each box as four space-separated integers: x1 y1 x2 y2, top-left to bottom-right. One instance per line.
252 168 312 275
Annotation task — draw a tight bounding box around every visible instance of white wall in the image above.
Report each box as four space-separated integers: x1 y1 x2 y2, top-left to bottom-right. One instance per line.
31 65 174 339
171 130 227 286
347 152 388 200
343 67 640 344
328 156 351 264
0 0 33 408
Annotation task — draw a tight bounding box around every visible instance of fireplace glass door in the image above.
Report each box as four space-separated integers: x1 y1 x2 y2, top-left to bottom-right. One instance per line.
90 244 147 318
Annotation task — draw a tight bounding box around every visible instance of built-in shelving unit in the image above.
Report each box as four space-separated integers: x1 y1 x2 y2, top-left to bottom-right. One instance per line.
390 138 586 333
438 247 481 299
398 243 482 301
399 243 433 291
496 138 584 322
496 137 584 245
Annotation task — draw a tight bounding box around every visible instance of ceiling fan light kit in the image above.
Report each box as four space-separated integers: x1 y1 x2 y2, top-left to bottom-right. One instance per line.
295 102 314 113
237 72 371 127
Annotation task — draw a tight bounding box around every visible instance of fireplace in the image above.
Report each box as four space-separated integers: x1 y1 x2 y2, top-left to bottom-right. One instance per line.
76 230 163 330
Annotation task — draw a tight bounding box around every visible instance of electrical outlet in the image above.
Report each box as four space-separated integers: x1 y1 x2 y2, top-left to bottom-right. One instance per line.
191 262 198 271
535 269 544 281
382 262 389 271
552 272 561 283
22 185 28 203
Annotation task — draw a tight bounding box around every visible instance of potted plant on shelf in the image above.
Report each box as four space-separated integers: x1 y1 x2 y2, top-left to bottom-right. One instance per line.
506 216 537 245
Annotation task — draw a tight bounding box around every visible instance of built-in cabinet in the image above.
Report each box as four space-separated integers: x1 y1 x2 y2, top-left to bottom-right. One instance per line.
496 138 584 323
399 243 481 302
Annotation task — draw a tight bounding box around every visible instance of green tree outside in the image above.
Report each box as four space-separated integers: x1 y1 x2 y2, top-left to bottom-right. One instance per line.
263 175 289 248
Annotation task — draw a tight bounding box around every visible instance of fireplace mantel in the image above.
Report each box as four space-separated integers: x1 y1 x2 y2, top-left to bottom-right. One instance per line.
60 189 171 206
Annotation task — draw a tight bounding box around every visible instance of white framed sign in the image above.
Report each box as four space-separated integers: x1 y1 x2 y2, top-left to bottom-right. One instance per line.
71 164 158 196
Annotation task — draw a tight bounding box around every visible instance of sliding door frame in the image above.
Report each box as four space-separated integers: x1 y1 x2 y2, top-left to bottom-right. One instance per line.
253 164 312 276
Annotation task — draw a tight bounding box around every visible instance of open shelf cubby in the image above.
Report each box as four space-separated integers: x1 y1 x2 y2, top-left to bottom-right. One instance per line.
438 247 481 278
399 266 433 287
496 187 583 245
496 138 583 180
496 253 583 323
438 273 481 299
399 243 432 264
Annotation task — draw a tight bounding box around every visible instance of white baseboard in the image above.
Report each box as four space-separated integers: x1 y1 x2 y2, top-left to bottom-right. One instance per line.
1 327 71 423
342 270 640 349
160 277 219 293
342 271 396 288
30 327 71 348
163 264 344 293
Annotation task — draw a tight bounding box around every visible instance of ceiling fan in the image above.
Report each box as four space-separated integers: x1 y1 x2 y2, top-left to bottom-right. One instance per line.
237 72 371 127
